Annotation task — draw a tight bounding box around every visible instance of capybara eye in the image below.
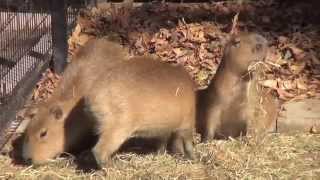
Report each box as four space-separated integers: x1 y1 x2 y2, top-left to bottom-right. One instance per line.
39 130 47 138
29 113 36 119
232 37 241 48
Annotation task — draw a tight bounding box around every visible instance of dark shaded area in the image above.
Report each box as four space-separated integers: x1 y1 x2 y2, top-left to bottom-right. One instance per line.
63 99 99 156
74 137 164 172
8 134 28 165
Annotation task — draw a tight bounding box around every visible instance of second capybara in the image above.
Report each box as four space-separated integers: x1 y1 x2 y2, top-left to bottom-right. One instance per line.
22 38 196 166
197 32 278 141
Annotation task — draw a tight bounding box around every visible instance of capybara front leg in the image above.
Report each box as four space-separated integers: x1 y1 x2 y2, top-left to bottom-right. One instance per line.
181 129 195 160
92 124 131 167
157 134 170 154
203 107 222 142
170 132 184 157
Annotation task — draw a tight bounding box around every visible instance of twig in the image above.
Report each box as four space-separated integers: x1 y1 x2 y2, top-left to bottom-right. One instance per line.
230 12 239 35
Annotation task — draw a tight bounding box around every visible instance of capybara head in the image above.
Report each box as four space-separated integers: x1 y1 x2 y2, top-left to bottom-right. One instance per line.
22 103 66 164
223 33 268 74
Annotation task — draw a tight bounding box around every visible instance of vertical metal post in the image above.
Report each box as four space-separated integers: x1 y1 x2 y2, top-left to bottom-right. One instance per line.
51 0 67 74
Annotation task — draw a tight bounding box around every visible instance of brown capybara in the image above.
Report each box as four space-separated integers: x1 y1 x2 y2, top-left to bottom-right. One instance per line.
197 32 278 142
22 37 128 164
84 56 196 166
22 39 196 165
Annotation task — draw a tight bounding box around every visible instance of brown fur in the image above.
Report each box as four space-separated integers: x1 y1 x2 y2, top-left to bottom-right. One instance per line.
197 33 278 141
22 38 127 164
22 39 196 165
84 56 196 165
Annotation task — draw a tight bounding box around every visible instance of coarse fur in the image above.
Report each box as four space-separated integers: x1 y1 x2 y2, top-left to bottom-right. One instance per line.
22 38 196 165
197 32 278 141
84 56 196 165
22 37 128 164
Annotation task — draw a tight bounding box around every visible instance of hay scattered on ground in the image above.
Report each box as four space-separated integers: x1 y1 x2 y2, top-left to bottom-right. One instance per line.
1 134 319 179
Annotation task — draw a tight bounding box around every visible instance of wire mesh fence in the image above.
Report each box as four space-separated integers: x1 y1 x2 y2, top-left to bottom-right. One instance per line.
0 0 82 149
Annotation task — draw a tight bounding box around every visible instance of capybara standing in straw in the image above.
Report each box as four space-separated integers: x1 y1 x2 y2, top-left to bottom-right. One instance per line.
197 33 278 141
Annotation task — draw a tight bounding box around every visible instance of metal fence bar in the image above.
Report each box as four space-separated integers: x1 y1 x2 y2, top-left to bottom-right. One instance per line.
51 0 68 74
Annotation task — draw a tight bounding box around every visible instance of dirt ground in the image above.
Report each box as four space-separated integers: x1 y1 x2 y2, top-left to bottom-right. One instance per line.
1 1 320 179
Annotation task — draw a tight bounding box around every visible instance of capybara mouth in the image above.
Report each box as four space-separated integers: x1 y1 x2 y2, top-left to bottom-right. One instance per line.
30 153 62 165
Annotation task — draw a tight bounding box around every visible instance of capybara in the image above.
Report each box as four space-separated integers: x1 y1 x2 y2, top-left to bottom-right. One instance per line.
22 37 128 164
22 39 196 165
84 55 196 165
197 32 278 141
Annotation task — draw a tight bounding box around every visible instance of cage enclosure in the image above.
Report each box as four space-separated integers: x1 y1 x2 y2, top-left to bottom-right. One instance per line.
0 0 84 149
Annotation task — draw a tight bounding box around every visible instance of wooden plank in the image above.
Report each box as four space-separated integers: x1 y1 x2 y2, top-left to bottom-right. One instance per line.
277 99 320 134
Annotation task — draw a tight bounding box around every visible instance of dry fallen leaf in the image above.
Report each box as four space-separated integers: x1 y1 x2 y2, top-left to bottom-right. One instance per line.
279 80 297 90
173 48 186 58
187 24 207 43
296 78 308 90
289 45 307 61
276 88 295 100
289 61 306 74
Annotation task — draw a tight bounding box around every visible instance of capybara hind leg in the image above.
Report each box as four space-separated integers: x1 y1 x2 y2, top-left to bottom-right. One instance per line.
92 125 131 166
171 132 184 156
171 130 194 159
181 129 195 160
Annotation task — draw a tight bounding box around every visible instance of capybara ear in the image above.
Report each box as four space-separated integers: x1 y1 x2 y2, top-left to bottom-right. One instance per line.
49 105 63 120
